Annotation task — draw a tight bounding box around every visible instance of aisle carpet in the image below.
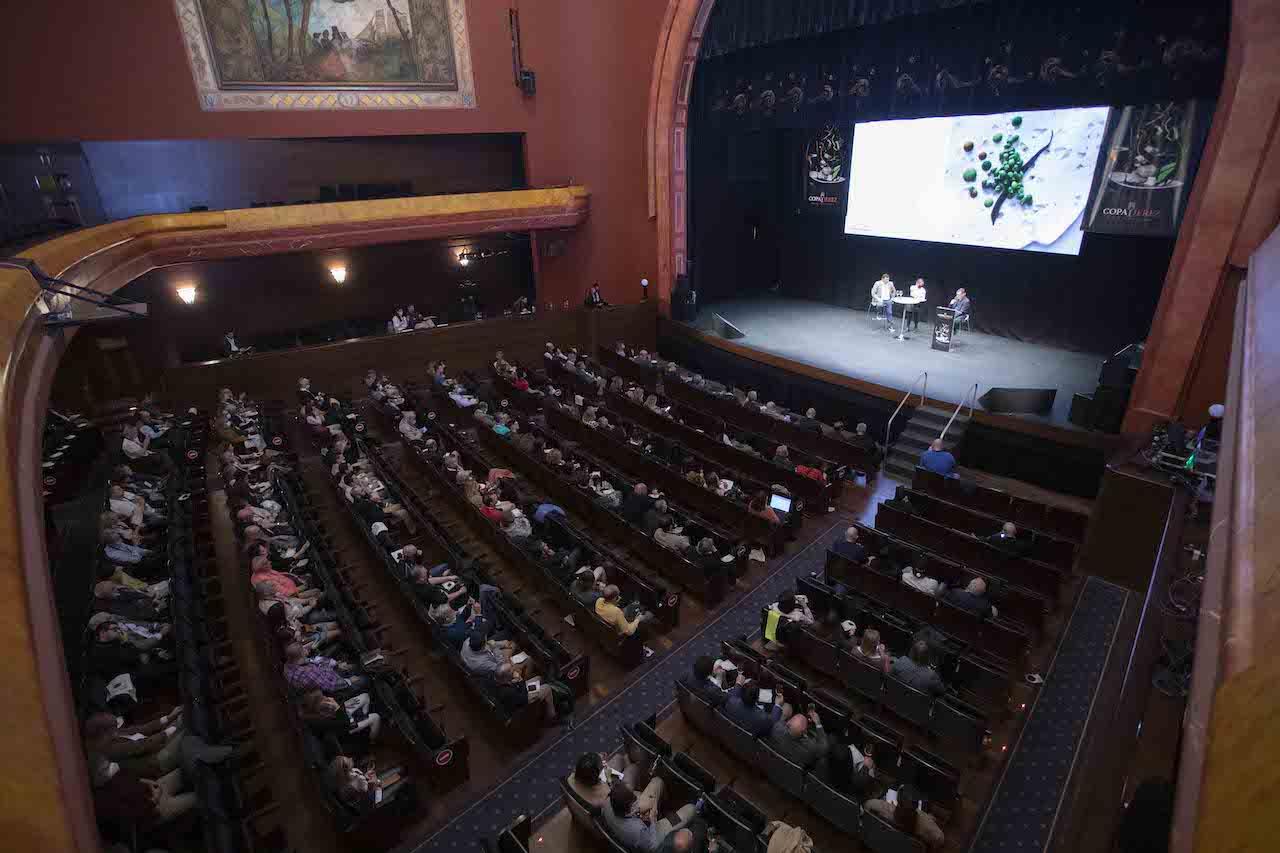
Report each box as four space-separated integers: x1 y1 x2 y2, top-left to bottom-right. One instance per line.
401 517 851 852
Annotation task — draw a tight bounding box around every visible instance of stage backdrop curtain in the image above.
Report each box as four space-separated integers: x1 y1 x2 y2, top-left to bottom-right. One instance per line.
694 0 1227 131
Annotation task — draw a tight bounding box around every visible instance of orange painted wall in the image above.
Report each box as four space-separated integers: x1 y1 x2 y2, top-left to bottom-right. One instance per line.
0 0 662 307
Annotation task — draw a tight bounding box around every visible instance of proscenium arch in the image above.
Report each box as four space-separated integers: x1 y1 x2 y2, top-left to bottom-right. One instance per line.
0 187 588 851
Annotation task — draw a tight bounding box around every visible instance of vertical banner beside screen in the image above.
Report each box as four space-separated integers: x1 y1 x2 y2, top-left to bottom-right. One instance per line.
1083 100 1209 237
802 124 850 211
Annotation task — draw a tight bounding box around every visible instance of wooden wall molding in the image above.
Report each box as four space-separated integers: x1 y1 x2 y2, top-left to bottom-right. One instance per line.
1124 0 1280 433
0 186 587 851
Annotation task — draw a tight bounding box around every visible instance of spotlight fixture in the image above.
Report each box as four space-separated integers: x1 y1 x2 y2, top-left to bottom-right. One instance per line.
176 285 197 304
329 265 347 284
457 247 511 266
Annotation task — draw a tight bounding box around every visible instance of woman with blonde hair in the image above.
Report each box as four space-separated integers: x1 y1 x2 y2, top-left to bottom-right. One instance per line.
856 628 891 673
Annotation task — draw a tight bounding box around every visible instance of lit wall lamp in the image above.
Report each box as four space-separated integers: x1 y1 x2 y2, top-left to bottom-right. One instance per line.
329 265 347 284
176 284 197 304
458 253 471 267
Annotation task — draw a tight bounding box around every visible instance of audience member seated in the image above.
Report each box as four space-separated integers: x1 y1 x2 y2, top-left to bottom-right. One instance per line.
982 522 1028 556
681 656 731 708
622 483 654 523
492 662 557 722
768 710 829 770
943 577 999 619
595 585 649 636
774 592 815 625
283 643 369 695
748 491 781 525
604 779 697 853
460 627 516 677
902 564 944 597
854 628 892 673
653 520 691 554
299 688 383 753
572 570 605 608
919 439 957 477
831 525 869 565
819 741 877 799
501 508 533 540
327 755 406 813
568 750 647 809
862 795 946 849
890 640 947 696
723 681 787 737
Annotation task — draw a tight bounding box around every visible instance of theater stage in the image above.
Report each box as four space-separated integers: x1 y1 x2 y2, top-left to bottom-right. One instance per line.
692 297 1107 428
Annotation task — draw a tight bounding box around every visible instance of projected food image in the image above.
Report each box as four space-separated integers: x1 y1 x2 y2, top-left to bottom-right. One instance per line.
844 106 1111 254
945 109 1109 251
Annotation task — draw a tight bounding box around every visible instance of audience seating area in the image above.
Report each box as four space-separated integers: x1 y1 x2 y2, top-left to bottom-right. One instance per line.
55 315 1102 853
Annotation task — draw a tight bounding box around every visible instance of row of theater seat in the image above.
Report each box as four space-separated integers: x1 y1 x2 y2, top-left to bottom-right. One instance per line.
321 427 580 741
473 399 747 608
597 345 882 476
377 380 676 666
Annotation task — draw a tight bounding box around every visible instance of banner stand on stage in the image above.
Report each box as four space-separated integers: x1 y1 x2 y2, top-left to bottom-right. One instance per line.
933 306 956 353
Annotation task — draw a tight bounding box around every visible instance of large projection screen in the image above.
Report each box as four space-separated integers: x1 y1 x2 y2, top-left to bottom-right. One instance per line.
843 107 1111 254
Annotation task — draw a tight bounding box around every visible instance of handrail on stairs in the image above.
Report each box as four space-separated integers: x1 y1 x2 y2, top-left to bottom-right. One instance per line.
884 372 928 468
939 383 979 443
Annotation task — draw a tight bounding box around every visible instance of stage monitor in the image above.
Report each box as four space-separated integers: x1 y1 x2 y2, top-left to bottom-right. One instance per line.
843 106 1110 254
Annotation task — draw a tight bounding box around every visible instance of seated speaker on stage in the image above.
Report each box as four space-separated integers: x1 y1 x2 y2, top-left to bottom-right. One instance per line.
871 274 896 327
908 278 928 331
919 439 957 477
948 288 971 329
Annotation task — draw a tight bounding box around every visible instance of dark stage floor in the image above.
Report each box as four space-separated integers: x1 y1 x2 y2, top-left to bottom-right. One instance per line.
695 297 1106 427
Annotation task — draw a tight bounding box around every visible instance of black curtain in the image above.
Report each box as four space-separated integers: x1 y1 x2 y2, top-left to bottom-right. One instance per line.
687 0 1227 353
695 0 1226 131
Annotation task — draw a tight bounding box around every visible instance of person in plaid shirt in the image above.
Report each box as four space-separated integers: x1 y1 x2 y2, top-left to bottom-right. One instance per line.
283 644 368 694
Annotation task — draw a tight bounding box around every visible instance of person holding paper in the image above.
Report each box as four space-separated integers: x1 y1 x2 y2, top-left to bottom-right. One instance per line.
681 656 731 708
491 662 557 721
723 681 788 737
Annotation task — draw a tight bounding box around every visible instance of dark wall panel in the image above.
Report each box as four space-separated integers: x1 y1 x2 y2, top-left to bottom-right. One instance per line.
83 135 525 220
120 234 534 363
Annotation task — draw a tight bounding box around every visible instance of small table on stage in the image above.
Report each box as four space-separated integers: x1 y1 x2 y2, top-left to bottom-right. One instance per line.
891 296 924 341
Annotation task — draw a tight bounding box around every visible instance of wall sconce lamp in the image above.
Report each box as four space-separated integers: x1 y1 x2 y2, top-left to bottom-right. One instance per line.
176 284 197 304
329 265 347 284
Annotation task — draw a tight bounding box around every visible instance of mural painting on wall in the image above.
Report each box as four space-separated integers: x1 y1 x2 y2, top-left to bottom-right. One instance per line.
175 0 475 110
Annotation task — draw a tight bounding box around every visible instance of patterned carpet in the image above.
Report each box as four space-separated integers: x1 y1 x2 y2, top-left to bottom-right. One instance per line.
398 517 852 852
970 576 1130 853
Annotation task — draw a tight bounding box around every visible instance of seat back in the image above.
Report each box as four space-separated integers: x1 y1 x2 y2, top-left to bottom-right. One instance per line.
801 774 863 835
930 699 987 757
839 650 886 703
855 715 905 778
883 676 934 729
758 739 807 800
676 681 718 736
714 711 764 767
593 815 631 853
862 811 926 853
901 747 961 808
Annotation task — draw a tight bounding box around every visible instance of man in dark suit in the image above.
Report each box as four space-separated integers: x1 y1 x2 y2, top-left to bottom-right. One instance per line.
767 710 829 770
641 500 674 536
584 282 610 308
831 526 868 564
622 483 654 523
983 522 1029 556
722 681 785 736
943 578 998 620
680 656 729 708
948 288 971 328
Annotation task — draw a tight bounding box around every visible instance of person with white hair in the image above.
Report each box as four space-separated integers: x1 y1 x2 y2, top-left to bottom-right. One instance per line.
398 410 424 444
943 577 998 619
831 526 868 564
